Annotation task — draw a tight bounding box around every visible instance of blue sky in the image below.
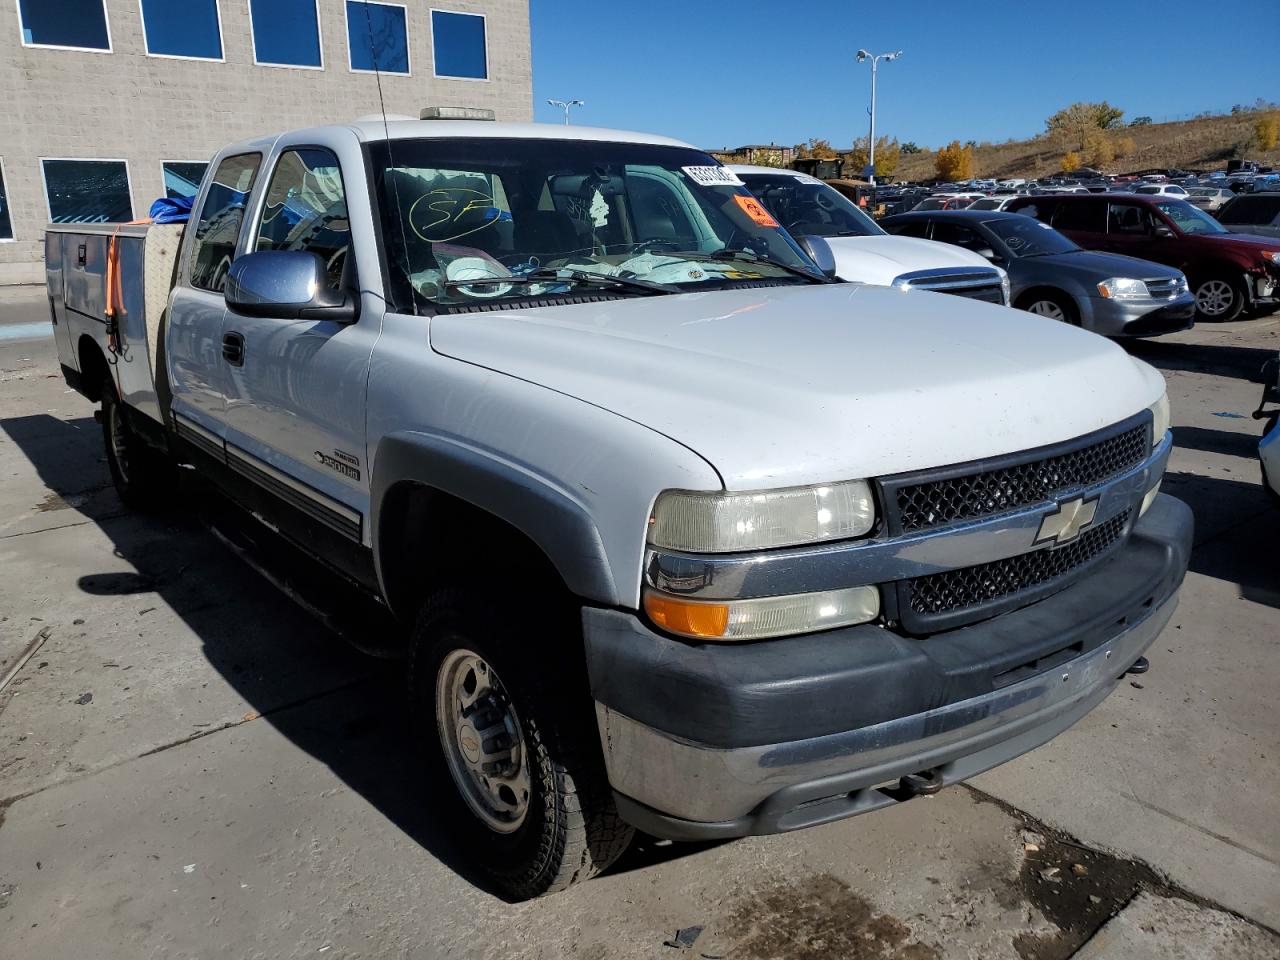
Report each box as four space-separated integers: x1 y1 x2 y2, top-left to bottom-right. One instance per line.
531 0 1279 150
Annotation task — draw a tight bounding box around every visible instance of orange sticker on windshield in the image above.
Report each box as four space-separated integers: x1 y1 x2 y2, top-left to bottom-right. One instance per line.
733 194 780 228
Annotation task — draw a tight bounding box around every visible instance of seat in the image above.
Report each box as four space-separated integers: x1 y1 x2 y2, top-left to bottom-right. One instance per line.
514 210 583 260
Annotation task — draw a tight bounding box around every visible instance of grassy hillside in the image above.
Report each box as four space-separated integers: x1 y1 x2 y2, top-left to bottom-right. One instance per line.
895 110 1280 181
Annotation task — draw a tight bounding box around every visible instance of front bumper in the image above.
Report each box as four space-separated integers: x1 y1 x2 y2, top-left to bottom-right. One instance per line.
1085 294 1196 338
584 494 1192 840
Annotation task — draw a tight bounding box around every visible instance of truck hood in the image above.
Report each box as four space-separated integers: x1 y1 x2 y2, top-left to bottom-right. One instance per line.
825 235 993 284
429 283 1163 489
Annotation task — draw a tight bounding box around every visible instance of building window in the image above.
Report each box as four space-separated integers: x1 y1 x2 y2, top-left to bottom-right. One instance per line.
0 160 13 240
17 0 111 52
163 162 210 200
140 0 223 61
346 2 409 75
249 0 323 69
431 10 487 80
42 160 133 223
190 154 262 293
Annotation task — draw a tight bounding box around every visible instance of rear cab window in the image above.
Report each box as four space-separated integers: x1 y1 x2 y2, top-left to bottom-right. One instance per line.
189 153 262 292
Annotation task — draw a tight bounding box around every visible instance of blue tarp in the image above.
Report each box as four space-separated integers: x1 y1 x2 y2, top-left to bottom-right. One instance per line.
149 195 194 224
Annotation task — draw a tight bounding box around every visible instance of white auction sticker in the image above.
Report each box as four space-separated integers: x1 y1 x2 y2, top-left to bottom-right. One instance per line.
682 166 744 187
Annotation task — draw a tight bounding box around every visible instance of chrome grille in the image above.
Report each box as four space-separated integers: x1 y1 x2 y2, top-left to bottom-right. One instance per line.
896 269 1006 305
885 422 1148 534
905 510 1130 622
1145 278 1180 299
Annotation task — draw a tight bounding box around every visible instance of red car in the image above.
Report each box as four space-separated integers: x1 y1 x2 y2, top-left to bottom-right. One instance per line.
1006 194 1280 320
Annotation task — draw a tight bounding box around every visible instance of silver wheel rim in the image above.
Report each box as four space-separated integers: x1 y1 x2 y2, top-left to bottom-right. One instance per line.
435 648 531 833
108 402 130 484
1195 279 1234 317
1027 300 1067 321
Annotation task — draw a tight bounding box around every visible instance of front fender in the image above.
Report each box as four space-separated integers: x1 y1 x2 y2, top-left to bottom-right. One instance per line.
371 430 619 607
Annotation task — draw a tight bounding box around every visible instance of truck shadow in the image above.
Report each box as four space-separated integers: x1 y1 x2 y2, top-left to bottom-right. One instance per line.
1160 470 1279 610
1 412 706 900
1123 338 1274 383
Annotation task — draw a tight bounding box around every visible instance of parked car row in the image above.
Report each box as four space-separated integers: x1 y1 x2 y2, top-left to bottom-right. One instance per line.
879 210 1193 336
1004 194 1280 321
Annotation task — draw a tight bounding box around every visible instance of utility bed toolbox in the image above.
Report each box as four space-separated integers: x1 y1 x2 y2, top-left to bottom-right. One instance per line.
46 223 185 426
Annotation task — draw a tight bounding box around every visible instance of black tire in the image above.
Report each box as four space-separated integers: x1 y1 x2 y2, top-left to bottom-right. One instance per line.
409 586 633 898
1191 275 1247 322
1018 291 1079 325
101 385 173 509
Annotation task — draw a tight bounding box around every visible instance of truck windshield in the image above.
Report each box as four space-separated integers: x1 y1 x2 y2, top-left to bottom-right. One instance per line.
737 173 884 238
1153 200 1228 236
367 138 823 311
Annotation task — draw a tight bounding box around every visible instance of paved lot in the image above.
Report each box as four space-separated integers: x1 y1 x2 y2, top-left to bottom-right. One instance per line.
1 289 1277 959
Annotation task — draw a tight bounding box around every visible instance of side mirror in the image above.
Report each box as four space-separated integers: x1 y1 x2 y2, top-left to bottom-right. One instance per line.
797 234 838 278
225 250 358 322
1152 224 1175 239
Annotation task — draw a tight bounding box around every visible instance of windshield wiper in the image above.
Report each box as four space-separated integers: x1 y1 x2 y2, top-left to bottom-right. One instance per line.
694 248 835 283
443 267 676 296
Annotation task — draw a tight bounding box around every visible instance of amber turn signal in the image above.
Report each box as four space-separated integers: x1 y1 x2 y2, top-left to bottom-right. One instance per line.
643 592 730 639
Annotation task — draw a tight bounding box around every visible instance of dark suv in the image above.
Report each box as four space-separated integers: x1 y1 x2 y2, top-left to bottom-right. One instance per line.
1216 192 1280 240
1006 194 1280 320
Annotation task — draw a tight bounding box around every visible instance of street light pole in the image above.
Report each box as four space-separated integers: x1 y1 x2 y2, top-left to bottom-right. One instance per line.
546 98 585 125
855 49 901 203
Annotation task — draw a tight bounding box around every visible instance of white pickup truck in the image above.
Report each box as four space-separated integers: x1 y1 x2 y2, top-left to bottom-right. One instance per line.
47 113 1191 899
729 164 1010 304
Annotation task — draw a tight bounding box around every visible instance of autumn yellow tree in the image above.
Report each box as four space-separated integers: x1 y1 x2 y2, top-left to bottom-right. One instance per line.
1085 131 1115 167
935 140 974 180
848 136 902 179
1061 152 1083 173
1114 136 1137 159
1257 114 1280 151
1047 102 1125 150
794 138 839 160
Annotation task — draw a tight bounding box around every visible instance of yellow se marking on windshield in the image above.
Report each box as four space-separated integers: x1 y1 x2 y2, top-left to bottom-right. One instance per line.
409 188 502 243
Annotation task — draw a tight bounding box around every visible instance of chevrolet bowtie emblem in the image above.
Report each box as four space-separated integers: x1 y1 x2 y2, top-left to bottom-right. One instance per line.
1036 497 1099 546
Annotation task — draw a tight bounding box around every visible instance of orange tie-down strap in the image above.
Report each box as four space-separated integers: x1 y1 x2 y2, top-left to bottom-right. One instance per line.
104 218 154 324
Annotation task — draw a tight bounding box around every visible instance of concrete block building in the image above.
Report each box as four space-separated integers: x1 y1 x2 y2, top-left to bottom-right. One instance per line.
0 0 532 285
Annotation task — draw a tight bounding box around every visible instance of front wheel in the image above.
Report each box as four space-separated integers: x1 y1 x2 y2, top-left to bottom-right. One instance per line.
410 588 634 898
1020 293 1079 325
1193 276 1247 322
101 386 173 509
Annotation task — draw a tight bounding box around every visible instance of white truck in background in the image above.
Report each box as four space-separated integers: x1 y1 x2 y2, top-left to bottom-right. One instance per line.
730 165 1010 304
47 113 1190 899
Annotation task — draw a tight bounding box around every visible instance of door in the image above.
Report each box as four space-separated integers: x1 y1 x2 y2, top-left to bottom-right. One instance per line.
167 152 262 438
220 145 377 538
1104 201 1171 265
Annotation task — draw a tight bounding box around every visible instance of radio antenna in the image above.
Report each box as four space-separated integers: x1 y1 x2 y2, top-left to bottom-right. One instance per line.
362 1 415 314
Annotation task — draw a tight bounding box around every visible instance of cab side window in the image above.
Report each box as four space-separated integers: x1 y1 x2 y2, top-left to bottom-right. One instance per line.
889 219 931 239
189 153 261 292
930 221 987 252
1108 203 1149 235
1051 201 1106 233
255 148 352 289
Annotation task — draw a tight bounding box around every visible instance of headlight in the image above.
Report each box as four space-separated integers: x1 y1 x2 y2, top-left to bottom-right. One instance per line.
648 480 876 553
1097 277 1151 299
1148 391 1170 447
1261 250 1280 265
1000 272 1011 306
643 585 881 641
